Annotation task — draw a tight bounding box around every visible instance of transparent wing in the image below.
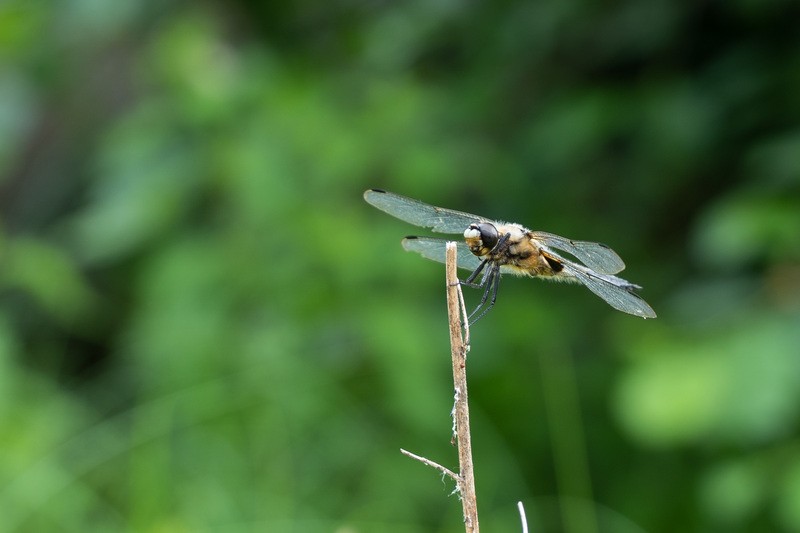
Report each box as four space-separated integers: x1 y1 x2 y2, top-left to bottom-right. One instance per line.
531 231 626 275
364 189 486 234
557 260 656 318
401 237 483 271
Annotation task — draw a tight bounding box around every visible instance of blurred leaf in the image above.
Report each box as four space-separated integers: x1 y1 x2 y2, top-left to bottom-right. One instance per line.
745 129 800 188
69 106 203 264
615 315 800 447
1 237 96 328
699 458 767 527
776 456 800 530
0 73 39 178
693 195 800 270
0 2 47 58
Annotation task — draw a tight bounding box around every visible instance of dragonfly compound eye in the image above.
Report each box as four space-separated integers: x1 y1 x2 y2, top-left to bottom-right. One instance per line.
475 223 499 249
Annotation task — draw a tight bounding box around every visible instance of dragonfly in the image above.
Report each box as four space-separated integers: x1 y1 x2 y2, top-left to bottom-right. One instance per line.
364 188 656 323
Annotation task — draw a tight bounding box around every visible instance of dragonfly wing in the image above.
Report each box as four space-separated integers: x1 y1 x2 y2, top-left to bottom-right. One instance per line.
364 189 485 234
401 237 483 271
531 231 626 274
558 260 656 318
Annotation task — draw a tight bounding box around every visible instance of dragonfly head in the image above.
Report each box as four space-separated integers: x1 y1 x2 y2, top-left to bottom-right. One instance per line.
464 222 499 257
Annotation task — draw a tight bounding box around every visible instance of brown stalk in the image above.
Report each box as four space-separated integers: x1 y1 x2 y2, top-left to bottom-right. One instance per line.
402 241 479 532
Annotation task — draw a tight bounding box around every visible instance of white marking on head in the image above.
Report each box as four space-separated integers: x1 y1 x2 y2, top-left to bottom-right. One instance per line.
464 227 480 239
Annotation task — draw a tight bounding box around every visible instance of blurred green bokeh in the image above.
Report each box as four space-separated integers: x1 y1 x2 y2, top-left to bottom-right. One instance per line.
1 1 799 531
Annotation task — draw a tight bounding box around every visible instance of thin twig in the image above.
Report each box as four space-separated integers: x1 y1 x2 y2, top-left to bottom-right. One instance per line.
518 501 529 533
400 448 459 482
445 242 479 532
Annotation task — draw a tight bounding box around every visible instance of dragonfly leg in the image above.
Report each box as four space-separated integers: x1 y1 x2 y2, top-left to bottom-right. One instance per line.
461 258 489 287
493 232 512 254
460 232 510 324
461 259 493 289
467 263 501 325
460 232 511 287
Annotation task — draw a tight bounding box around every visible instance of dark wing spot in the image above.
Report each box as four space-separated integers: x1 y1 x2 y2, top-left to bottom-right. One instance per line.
542 254 564 273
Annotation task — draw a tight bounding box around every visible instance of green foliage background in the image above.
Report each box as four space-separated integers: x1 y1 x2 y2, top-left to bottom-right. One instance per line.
1 1 799 531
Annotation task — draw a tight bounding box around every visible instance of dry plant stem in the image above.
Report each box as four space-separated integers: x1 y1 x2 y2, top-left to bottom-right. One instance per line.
445 242 480 533
400 243 478 532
